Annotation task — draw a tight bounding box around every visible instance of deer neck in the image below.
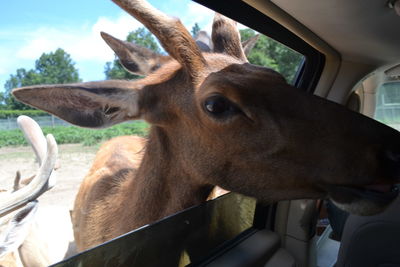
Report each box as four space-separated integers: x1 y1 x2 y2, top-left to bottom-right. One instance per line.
129 126 213 225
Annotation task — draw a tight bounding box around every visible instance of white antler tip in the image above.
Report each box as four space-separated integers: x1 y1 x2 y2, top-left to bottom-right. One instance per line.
17 115 34 126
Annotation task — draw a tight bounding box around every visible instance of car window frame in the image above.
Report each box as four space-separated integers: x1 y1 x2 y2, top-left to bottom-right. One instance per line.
194 0 325 94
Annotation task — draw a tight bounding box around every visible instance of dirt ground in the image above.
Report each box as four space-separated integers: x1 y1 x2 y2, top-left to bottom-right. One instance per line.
0 144 99 263
0 144 98 210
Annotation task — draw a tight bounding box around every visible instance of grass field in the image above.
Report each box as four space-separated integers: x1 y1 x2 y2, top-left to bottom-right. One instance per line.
0 121 149 147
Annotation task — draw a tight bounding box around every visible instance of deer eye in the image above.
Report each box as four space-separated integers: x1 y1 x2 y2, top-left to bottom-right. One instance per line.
203 95 240 118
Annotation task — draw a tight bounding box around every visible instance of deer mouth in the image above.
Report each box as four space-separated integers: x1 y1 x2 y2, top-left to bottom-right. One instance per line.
327 183 399 206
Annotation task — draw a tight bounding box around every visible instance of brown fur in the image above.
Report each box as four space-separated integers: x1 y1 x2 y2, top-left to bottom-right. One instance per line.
212 13 247 61
112 0 206 80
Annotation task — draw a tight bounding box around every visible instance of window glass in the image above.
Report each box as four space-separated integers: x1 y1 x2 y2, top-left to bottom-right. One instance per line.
51 193 256 267
240 29 304 84
374 82 400 130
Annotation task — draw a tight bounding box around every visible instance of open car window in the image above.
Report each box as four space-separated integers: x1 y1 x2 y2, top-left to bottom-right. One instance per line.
50 0 320 264
48 0 321 265
240 29 304 84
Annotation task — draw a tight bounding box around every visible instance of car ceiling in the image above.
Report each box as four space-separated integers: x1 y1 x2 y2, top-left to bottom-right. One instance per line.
269 0 400 67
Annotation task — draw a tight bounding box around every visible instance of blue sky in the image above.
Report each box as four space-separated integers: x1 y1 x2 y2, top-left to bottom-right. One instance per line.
0 0 216 92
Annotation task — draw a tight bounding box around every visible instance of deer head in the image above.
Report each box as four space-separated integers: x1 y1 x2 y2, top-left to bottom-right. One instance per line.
12 0 400 216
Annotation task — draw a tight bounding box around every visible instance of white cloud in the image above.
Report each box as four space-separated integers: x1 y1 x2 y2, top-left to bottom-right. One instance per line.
16 13 142 63
182 2 214 33
16 29 74 60
0 13 144 87
174 3 250 36
0 49 14 75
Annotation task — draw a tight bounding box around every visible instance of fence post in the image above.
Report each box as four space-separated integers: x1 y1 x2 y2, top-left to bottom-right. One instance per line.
52 115 55 128
7 117 11 130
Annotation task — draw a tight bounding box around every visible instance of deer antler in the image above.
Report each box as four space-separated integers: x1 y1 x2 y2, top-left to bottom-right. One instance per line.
17 116 47 167
16 115 58 190
0 117 58 217
112 0 206 80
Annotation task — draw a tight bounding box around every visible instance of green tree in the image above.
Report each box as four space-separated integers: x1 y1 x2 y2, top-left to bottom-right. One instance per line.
126 27 161 53
4 48 81 110
35 48 80 84
191 22 201 37
240 29 303 83
104 61 137 80
105 27 161 80
4 69 38 110
0 92 6 110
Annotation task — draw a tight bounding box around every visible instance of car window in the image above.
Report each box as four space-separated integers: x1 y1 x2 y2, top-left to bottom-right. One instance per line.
50 28 306 265
240 29 304 84
374 81 400 130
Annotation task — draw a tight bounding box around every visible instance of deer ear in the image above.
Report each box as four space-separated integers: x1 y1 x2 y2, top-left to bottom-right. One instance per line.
194 30 212 52
212 13 247 61
101 32 170 76
12 81 141 128
242 34 259 57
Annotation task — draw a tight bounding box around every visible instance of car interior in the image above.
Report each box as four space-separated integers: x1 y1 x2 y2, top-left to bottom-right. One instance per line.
51 0 400 266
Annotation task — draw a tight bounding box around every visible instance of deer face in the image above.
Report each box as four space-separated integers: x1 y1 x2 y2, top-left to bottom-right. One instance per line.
170 58 400 216
12 0 400 216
